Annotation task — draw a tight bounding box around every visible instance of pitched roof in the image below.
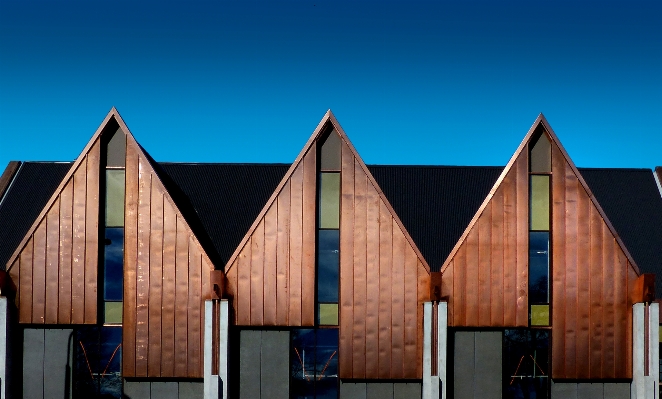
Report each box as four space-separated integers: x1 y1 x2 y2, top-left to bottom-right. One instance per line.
0 162 72 270
2 162 662 281
580 168 662 293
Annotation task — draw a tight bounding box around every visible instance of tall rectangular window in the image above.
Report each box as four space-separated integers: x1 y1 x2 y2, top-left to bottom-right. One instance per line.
503 329 549 399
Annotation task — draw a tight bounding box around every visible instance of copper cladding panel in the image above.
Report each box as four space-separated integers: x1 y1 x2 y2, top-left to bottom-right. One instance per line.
551 142 635 379
442 151 529 327
225 148 317 327
9 141 100 325
338 143 428 380
122 139 213 378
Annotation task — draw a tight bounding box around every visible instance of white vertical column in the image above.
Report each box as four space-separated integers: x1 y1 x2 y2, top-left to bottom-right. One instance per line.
0 297 7 399
204 300 215 399
218 299 229 399
438 302 447 399
632 302 659 399
423 302 441 399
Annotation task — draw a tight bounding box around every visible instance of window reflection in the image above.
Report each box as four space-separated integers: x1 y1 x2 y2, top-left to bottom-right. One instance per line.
291 329 338 399
104 228 124 302
74 326 122 399
529 232 549 304
317 230 339 303
503 329 549 399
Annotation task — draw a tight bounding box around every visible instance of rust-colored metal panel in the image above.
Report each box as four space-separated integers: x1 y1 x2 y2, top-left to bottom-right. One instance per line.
58 179 73 324
478 202 491 326
378 202 392 379
301 148 316 326
464 226 479 325
453 247 466 326
32 220 47 324
72 160 87 325
84 143 100 324
18 240 33 323
403 245 418 379
589 205 604 378
551 145 566 378
502 165 517 326
135 169 151 377
148 187 163 377
613 246 627 377
514 152 528 327
187 240 202 377
45 200 60 324
276 180 291 325
288 163 303 326
263 204 278 326
250 219 265 326
390 224 406 377
160 201 177 376
352 160 367 379
416 260 428 379
123 138 139 377
364 183 380 379
602 229 616 379
568 165 582 378
339 145 354 379
236 240 252 325
174 217 190 377
490 191 504 326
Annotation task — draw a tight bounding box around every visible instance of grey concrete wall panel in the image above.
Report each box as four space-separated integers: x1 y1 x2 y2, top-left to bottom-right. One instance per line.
260 330 289 399
340 381 367 399
123 380 151 399
577 383 604 399
240 330 262 399
44 329 73 399
179 381 204 399
23 329 45 399
151 381 179 399
453 331 475 399
550 381 578 399
602 383 630 399
393 382 422 399
366 382 393 399
474 331 502 399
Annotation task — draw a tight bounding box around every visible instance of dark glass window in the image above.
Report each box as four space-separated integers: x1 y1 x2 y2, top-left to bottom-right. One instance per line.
530 131 551 173
74 326 122 399
529 232 549 304
503 329 549 399
317 230 339 303
104 228 124 301
291 329 339 399
106 127 126 168
320 129 341 172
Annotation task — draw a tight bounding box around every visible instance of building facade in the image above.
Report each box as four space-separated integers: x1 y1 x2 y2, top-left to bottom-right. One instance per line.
0 109 661 398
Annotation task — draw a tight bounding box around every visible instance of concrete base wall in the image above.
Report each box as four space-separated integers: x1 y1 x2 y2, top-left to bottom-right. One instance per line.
340 381 422 399
239 330 290 399
551 381 630 399
123 380 203 399
23 328 73 399
453 331 502 399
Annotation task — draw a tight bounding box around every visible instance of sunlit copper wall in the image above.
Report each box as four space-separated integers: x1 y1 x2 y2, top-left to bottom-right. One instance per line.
551 142 636 379
440 150 529 327
339 142 429 380
225 145 317 327
123 136 214 378
8 139 100 325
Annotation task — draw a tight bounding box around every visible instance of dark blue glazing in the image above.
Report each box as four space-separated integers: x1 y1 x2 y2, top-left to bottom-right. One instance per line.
104 228 124 301
529 232 549 304
317 230 339 303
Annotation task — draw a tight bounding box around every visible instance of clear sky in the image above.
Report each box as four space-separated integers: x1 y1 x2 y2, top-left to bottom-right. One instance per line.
1 0 660 171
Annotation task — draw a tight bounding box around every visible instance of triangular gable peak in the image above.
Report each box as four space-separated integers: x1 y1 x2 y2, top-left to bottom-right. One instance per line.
224 110 429 379
6 108 214 378
439 114 639 379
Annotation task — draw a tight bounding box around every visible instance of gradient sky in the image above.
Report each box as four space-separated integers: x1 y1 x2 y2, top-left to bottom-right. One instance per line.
1 0 661 171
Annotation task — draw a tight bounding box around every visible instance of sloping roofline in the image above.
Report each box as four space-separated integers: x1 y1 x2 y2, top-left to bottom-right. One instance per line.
224 110 431 273
440 113 641 275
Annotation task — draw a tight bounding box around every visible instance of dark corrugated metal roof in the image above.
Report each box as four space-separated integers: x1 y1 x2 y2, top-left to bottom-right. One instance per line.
579 168 662 294
156 163 290 267
368 165 503 271
0 162 72 270
2 162 662 285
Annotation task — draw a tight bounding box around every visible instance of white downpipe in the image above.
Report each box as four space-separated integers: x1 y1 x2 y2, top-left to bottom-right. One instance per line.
205 299 229 399
632 302 659 399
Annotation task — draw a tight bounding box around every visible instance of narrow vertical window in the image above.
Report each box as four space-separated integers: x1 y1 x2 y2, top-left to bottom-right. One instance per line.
528 128 550 326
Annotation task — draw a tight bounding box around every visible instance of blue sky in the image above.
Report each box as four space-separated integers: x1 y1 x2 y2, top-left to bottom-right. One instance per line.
1 0 660 170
